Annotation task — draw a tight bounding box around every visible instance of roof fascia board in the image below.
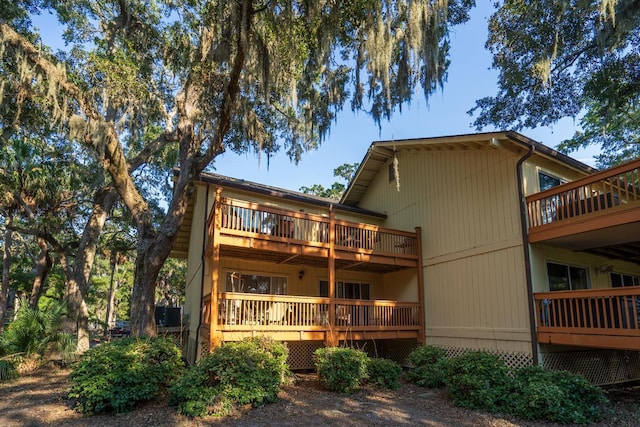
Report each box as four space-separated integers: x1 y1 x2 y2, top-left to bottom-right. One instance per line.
192 171 387 219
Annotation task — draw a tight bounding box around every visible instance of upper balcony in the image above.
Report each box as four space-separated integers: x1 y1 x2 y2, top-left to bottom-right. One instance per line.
526 159 640 262
207 197 420 272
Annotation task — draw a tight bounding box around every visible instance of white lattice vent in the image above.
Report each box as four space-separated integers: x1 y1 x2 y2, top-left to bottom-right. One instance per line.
440 346 534 371
541 349 640 385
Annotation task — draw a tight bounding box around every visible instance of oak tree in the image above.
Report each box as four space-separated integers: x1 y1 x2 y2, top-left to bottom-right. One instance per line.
470 0 640 167
1 0 474 336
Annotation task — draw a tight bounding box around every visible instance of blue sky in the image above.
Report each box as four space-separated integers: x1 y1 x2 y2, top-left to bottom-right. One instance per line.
33 3 596 192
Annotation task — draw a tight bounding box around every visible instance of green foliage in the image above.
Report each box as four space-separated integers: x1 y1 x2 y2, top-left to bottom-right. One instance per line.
508 366 607 424
169 337 289 418
406 345 449 388
314 346 369 393
300 162 360 200
68 337 184 414
0 358 18 382
470 1 640 166
366 357 402 390
445 351 511 412
0 297 75 362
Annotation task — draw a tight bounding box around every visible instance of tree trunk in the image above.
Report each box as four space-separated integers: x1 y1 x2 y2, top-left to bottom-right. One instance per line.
129 163 197 336
29 237 52 308
0 224 12 333
104 253 119 336
59 187 118 352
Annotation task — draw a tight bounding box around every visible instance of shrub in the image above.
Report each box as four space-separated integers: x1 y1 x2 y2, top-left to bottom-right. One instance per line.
68 337 184 414
0 358 18 382
405 345 448 388
509 366 607 424
367 357 402 390
445 351 511 412
169 336 289 417
0 298 75 365
314 346 369 393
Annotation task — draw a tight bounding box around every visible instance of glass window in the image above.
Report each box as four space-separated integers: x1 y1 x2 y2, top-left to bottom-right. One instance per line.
547 262 589 291
610 272 640 288
319 280 371 299
539 172 563 191
225 271 287 294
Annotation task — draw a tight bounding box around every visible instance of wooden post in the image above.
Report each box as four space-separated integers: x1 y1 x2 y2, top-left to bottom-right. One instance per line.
209 188 223 351
415 227 426 344
327 208 337 346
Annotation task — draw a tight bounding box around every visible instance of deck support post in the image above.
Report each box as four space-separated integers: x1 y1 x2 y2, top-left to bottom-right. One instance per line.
415 227 426 344
327 208 337 346
209 188 223 351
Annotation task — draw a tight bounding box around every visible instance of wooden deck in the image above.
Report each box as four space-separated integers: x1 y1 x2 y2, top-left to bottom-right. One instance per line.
526 159 640 257
208 197 420 272
203 194 425 349
202 293 422 343
534 287 640 351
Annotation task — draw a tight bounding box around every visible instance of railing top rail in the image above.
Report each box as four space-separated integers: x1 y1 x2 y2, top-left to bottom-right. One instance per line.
216 292 420 306
222 198 330 223
218 196 418 240
218 292 331 303
334 298 421 306
526 158 640 203
534 286 640 299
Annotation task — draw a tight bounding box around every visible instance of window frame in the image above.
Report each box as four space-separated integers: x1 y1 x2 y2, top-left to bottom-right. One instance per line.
319 280 371 300
610 272 640 288
538 171 566 192
223 270 288 295
546 261 590 291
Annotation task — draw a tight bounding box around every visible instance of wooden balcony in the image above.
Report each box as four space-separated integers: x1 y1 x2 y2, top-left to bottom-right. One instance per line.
202 292 422 343
534 287 640 351
526 159 640 262
207 198 420 272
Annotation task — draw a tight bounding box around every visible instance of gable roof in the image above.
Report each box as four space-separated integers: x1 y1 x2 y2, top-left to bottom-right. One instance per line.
340 131 598 206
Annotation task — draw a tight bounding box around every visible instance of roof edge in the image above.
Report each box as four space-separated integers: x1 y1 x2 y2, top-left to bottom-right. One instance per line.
179 169 387 219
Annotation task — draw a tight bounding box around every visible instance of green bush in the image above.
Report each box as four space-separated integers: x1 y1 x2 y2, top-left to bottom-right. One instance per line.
367 357 402 390
68 337 184 414
0 358 18 382
445 351 511 412
0 298 75 364
509 366 607 424
314 346 369 393
405 345 448 388
169 336 289 417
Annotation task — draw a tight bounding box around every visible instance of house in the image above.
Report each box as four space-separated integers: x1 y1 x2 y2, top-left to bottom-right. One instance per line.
175 131 640 384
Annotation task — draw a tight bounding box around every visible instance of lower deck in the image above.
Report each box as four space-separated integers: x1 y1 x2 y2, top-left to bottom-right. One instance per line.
534 287 640 351
202 292 423 346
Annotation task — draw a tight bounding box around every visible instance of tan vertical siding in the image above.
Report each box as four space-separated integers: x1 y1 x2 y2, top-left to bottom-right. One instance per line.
184 185 211 342
357 147 532 353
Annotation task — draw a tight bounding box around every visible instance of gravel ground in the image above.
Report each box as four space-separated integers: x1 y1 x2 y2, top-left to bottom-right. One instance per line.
2 368 640 427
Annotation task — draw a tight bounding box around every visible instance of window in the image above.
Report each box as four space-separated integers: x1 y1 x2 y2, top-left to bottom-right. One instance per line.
539 172 564 191
225 271 287 295
547 262 589 291
319 280 370 299
610 272 640 288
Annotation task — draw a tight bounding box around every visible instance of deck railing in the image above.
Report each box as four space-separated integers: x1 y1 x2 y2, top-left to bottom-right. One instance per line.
526 158 640 228
534 287 640 338
214 292 422 330
211 198 418 257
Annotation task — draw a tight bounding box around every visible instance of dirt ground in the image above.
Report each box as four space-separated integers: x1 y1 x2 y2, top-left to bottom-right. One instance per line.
2 367 640 427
